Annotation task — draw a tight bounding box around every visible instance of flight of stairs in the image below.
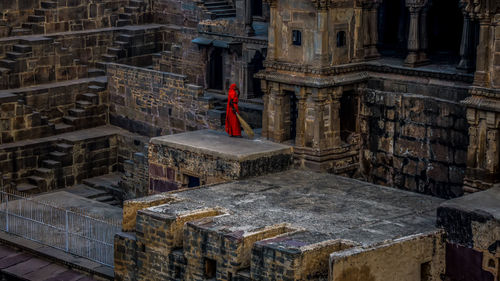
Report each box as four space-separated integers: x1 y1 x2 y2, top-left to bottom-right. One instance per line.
62 81 108 130
196 0 237 18
67 183 121 207
15 140 75 194
81 173 123 206
0 44 32 76
116 0 147 27
10 1 56 36
100 27 158 66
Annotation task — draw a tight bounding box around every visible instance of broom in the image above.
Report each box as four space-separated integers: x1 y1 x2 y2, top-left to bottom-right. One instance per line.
231 104 255 139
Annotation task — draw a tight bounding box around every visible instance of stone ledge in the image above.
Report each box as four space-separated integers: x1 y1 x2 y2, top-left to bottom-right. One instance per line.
150 130 292 162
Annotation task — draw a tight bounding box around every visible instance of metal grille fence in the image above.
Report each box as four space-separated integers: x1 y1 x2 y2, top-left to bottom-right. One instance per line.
0 190 120 267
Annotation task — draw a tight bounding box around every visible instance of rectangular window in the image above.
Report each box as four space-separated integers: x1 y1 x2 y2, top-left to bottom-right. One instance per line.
292 30 302 46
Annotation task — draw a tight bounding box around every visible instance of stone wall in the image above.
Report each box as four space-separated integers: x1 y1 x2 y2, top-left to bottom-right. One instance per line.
0 93 55 144
360 81 470 198
437 187 500 281
148 130 293 193
493 18 500 88
0 0 39 37
107 63 217 137
0 36 89 90
330 231 445 281
152 0 203 28
119 150 149 200
0 0 154 38
152 28 206 86
0 24 166 90
0 126 129 193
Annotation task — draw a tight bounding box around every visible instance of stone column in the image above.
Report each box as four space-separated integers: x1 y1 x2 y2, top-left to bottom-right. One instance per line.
457 13 474 70
245 0 255 36
473 18 491 86
418 6 429 64
353 4 365 61
331 87 343 148
296 94 307 147
315 8 329 65
404 0 429 67
366 2 381 59
264 0 277 60
262 87 270 138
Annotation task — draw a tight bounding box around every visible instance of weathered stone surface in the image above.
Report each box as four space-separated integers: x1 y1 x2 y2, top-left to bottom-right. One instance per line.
148 129 293 191
116 169 444 281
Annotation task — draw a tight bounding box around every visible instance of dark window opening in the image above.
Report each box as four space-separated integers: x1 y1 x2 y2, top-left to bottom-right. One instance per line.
228 272 233 280
187 175 200 188
488 259 495 268
252 0 262 16
204 258 217 279
420 261 431 281
378 0 409 57
208 48 223 90
292 30 302 46
427 0 463 64
337 31 346 47
339 91 358 143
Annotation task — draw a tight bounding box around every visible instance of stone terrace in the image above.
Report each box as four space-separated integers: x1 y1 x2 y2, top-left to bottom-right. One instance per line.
116 170 446 281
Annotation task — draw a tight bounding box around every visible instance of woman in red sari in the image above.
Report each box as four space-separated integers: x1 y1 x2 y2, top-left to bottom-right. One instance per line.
225 84 242 137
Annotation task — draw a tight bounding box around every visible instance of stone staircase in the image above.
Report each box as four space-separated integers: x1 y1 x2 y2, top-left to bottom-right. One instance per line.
196 0 237 18
0 36 56 89
116 0 147 27
101 27 158 65
0 44 32 75
66 183 121 207
62 81 108 130
10 1 56 36
15 140 75 194
81 173 123 206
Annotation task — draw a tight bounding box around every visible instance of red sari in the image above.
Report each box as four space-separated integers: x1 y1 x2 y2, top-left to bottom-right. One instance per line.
225 84 241 137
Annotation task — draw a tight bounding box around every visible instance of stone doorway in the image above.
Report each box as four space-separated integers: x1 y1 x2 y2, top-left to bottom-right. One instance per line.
378 0 409 57
427 0 463 63
252 0 263 17
340 90 358 143
208 48 224 90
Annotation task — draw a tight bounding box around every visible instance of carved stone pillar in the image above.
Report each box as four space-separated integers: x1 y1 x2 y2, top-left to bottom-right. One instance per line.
457 13 474 71
331 87 343 148
367 2 381 59
264 0 277 60
315 8 329 65
361 1 380 60
296 95 307 147
245 0 255 36
473 19 491 86
262 89 270 138
418 6 429 64
404 0 429 67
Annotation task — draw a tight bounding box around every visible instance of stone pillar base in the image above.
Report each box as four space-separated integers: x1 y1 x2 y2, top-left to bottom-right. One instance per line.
293 145 360 176
404 52 430 67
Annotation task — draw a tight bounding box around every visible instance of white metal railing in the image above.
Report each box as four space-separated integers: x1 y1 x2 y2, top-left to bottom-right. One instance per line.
0 190 120 267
